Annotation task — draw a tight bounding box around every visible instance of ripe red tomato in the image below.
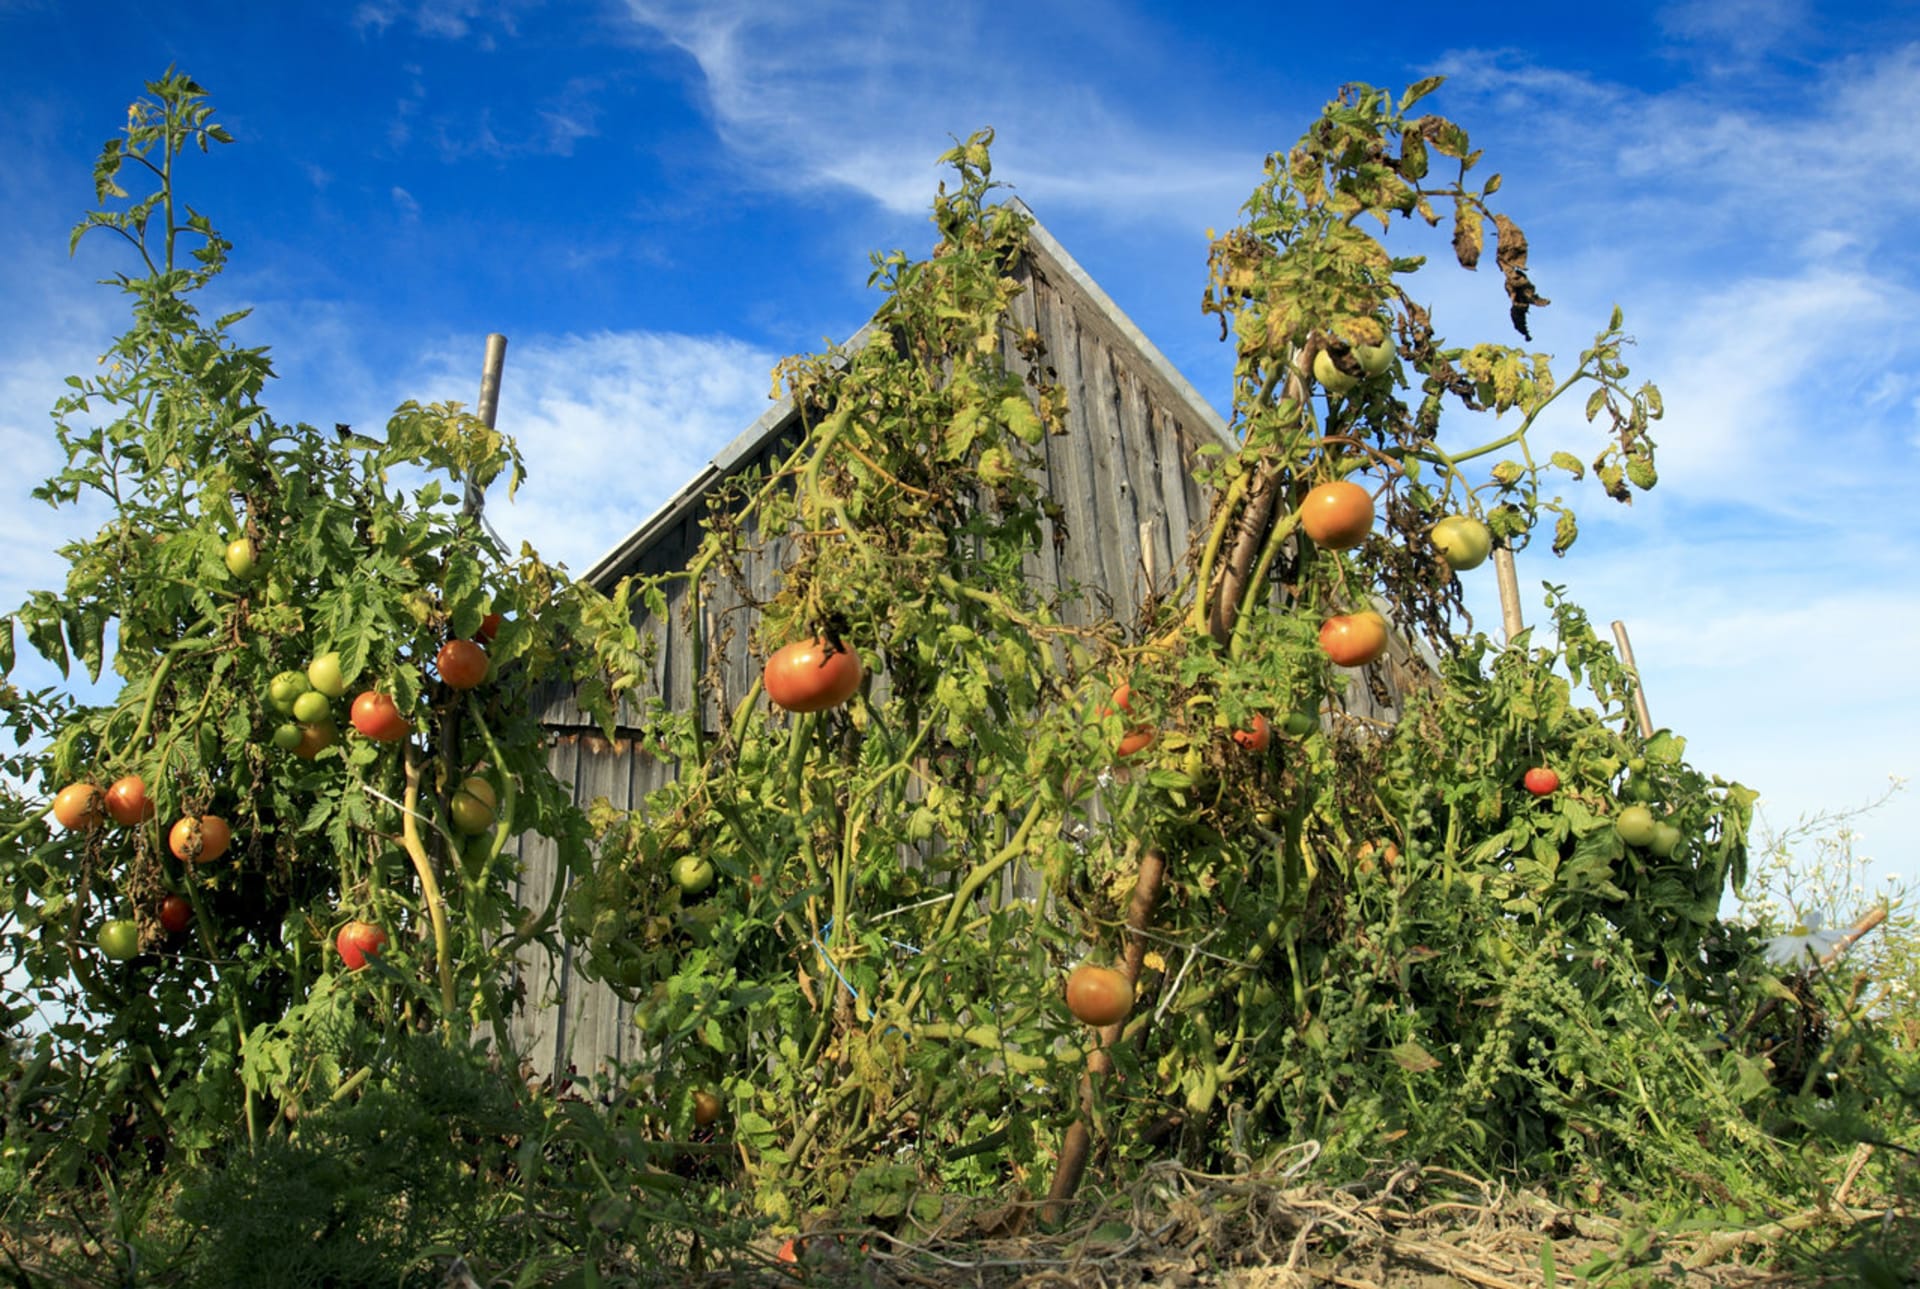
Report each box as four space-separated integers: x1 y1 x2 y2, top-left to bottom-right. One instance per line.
1318 611 1389 667
104 774 157 826
1523 767 1559 796
1299 480 1374 550
477 612 503 642
436 639 489 690
52 783 105 831
763 638 863 713
692 1089 722 1127
1065 963 1134 1027
350 691 411 742
336 919 389 971
1232 713 1271 753
159 894 192 934
1101 683 1156 758
168 815 232 865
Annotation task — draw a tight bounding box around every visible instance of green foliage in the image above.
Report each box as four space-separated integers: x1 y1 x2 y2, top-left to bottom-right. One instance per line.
5 68 1914 1282
0 68 626 1212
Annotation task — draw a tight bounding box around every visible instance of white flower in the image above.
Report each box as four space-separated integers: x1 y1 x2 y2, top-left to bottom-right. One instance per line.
1763 910 1845 968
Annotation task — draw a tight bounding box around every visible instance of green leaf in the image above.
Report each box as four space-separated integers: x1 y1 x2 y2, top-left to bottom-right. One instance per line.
0 615 13 677
1400 77 1445 111
1549 451 1585 479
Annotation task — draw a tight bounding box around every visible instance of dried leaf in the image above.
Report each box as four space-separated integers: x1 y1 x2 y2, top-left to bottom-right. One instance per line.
1453 202 1483 271
1390 1039 1442 1073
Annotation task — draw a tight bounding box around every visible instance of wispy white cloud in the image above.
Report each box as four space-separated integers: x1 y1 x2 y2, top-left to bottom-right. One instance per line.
618 0 1259 225
389 329 783 574
352 0 538 46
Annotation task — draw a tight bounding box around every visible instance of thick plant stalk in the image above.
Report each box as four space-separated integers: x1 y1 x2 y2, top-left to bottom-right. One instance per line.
401 746 459 1032
1208 466 1281 645
1040 846 1166 1226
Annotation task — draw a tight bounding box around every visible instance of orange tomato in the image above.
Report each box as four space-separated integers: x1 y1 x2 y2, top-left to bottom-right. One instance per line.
1065 963 1134 1027
1318 611 1389 667
52 783 105 831
168 815 232 865
1299 480 1375 550
763 638 862 713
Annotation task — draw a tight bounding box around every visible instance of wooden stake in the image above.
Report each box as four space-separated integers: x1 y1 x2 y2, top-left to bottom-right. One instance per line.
1492 546 1524 643
465 333 509 519
1609 620 1655 739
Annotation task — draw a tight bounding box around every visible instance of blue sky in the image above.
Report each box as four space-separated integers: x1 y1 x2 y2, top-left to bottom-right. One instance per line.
2 0 1916 910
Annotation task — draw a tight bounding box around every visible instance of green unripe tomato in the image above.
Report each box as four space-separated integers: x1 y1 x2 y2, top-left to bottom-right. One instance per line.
1615 805 1658 848
1354 335 1395 376
271 722 304 752
670 854 715 896
268 670 311 715
99 918 141 961
1429 515 1493 571
307 651 348 698
224 537 258 579
1282 711 1316 738
1312 348 1358 395
1649 822 1683 858
291 690 331 724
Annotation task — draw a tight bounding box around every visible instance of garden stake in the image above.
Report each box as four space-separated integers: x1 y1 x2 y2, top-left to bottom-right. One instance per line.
1041 846 1167 1227
1493 545 1524 642
1609 619 1655 738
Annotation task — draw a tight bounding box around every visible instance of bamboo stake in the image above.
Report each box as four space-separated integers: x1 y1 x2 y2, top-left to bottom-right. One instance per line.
1609 620 1655 739
1492 546 1524 643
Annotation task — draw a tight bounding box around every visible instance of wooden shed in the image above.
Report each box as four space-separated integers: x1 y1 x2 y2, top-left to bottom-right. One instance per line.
506 202 1252 1078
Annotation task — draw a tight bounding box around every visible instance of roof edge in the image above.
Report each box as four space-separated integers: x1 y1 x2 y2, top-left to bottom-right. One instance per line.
579 201 1230 590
